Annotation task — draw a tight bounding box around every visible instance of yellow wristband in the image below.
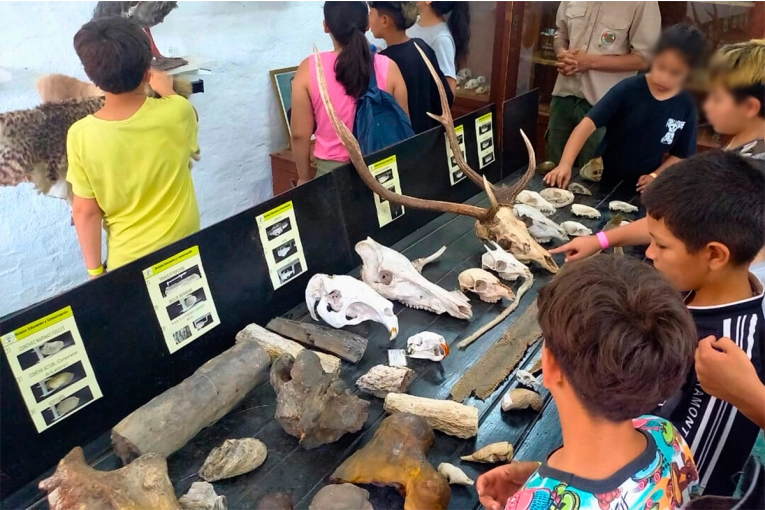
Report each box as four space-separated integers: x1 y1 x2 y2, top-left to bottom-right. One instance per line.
649 172 658 179
87 265 104 276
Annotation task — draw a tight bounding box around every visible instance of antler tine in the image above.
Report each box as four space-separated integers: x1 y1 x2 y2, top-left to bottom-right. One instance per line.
499 130 537 203
312 46 489 221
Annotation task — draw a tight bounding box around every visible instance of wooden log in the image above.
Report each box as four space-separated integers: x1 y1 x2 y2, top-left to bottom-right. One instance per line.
266 317 367 363
236 323 341 374
383 393 478 439
111 336 270 465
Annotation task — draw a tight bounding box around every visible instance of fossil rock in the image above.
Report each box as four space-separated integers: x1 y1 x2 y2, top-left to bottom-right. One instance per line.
255 493 293 510
267 317 368 364
461 442 515 464
384 393 478 438
309 484 372 510
502 388 543 412
438 463 474 486
608 200 638 213
515 190 556 216
179 482 227 510
579 157 603 182
271 350 369 449
407 332 450 361
237 323 340 374
331 413 450 510
459 268 514 303
356 365 415 398
561 221 592 237
39 447 180 510
199 438 267 482
571 204 601 219
540 187 574 208
567 182 592 195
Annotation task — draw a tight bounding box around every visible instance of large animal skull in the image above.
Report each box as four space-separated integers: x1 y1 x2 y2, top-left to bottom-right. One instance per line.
306 274 399 339
481 241 532 282
458 269 514 303
355 238 472 320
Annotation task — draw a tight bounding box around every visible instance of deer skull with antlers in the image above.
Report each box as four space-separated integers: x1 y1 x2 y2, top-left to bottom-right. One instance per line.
312 44 558 274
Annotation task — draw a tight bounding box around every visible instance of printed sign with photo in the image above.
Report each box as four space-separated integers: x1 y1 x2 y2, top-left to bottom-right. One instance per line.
475 112 496 170
446 125 468 185
369 155 405 226
256 200 308 290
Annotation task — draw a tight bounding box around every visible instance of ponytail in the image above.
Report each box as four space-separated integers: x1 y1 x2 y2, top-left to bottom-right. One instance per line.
324 1 372 99
432 2 471 68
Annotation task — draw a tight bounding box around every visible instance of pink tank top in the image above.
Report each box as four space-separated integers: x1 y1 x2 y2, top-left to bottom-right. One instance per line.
309 51 391 162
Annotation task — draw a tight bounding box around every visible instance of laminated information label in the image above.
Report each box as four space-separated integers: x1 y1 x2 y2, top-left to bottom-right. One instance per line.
1 306 103 432
369 155 405 227
446 125 468 185
475 112 496 169
256 200 308 290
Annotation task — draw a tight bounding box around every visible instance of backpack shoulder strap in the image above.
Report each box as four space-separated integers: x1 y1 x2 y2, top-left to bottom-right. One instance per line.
367 54 378 91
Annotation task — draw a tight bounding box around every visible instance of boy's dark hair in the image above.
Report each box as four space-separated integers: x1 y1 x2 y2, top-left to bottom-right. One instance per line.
537 255 697 422
74 17 151 94
643 151 765 266
710 39 765 118
655 23 706 68
369 2 418 31
324 2 370 99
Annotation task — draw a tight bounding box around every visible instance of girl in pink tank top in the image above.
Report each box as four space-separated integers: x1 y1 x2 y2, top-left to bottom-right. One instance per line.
291 1 407 185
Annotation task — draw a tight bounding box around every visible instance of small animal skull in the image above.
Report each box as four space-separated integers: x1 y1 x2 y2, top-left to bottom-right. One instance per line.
475 85 490 95
481 241 531 282
571 204 601 219
475 75 488 85
458 268 514 303
579 157 603 182
457 68 473 80
608 200 638 213
567 182 591 196
515 369 541 392
306 274 399 339
560 221 592 237
464 78 479 90
515 190 556 216
539 188 574 208
406 332 449 361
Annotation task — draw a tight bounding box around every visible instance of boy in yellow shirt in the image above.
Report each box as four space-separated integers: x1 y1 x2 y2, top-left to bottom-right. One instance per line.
67 16 200 277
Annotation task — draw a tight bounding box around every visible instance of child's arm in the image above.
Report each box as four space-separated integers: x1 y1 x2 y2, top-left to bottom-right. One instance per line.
636 155 682 193
71 195 104 277
544 117 596 188
476 461 541 510
386 60 409 119
696 336 765 430
550 218 651 262
290 59 316 186
149 69 177 97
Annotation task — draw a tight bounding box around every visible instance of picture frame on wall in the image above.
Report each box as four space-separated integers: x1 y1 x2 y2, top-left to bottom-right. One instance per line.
270 66 298 146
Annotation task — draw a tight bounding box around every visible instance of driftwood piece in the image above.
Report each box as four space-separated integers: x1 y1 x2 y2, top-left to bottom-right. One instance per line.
331 413 450 510
309 484 373 510
450 302 541 402
199 438 267 482
179 482 227 510
39 447 180 510
267 317 368 363
255 493 294 510
383 393 478 438
112 336 271 464
271 350 370 449
356 365 416 398
237 323 341 374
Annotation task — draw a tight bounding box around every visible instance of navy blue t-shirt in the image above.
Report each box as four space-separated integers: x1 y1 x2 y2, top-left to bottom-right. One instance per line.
587 75 698 187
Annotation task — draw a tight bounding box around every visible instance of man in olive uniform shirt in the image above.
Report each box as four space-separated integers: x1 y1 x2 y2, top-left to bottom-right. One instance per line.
547 2 661 166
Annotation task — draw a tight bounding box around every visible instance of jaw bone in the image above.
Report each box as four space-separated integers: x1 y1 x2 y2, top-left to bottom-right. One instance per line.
306 274 399 339
355 238 472 320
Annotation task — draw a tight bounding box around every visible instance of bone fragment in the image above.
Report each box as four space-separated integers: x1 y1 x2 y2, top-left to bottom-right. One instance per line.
460 442 514 463
199 438 267 482
179 482 227 510
438 463 474 486
267 317 367 363
111 336 270 465
356 365 416 398
501 388 543 412
411 245 447 273
39 447 180 510
384 393 478 438
237 323 340 374
309 484 373 510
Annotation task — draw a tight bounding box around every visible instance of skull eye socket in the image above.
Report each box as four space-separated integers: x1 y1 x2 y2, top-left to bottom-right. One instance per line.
496 261 507 271
380 270 393 285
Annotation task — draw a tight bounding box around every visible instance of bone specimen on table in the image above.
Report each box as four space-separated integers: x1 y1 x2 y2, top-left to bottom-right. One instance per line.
438 463 475 486
501 388 543 412
309 484 372 510
267 317 368 364
411 245 447 273
561 220 593 237
539 187 575 208
313 44 558 274
515 190 556 216
179 482 227 510
111 335 270 464
406 331 450 361
515 369 542 392
567 182 592 195
355 237 472 319
571 203 601 219
236 323 340 374
305 274 399 340
459 268 514 303
356 365 416 398
482 241 532 283
199 438 267 482
331 413 451 510
460 442 515 463
39 447 180 510
451 302 542 400
384 392 478 438
579 157 603 182
608 200 639 213
255 493 294 510
271 350 369 449
513 204 568 243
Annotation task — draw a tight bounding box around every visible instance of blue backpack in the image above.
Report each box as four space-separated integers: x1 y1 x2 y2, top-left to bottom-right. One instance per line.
353 58 414 156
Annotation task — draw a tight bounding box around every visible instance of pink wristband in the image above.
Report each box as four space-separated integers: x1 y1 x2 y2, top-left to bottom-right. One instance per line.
596 231 610 250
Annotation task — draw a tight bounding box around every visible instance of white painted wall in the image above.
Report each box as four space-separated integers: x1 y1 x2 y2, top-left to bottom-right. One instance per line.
0 1 333 317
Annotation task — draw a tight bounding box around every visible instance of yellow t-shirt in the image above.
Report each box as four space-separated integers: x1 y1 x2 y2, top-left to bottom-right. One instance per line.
66 95 201 270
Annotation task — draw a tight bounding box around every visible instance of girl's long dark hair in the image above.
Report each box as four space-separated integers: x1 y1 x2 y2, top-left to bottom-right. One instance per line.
431 2 471 68
324 1 371 99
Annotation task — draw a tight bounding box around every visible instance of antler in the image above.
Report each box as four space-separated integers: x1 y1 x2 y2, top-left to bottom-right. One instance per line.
313 46 489 221
413 42 535 206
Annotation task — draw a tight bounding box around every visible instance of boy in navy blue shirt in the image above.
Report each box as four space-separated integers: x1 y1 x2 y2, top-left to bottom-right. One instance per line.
545 24 705 190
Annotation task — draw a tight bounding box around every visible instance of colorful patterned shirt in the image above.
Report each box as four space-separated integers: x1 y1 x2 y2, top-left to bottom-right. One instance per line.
506 416 698 510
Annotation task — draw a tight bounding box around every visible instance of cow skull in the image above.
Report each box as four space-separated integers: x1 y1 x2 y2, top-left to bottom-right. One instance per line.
306 274 399 339
355 238 472 320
